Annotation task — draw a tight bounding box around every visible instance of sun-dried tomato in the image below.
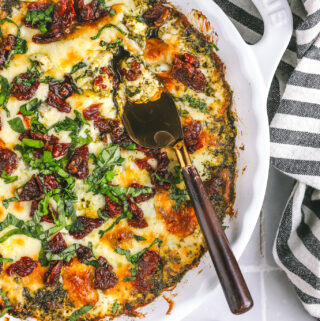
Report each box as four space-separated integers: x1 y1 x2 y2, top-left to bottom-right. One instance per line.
48 232 67 254
102 195 123 218
83 103 102 121
75 0 110 23
110 127 133 145
133 250 160 291
120 60 141 81
50 142 71 158
33 0 76 44
135 157 153 173
94 117 119 134
76 245 92 262
130 183 155 203
0 34 16 70
47 77 74 113
7 257 38 277
69 216 104 239
0 148 17 174
204 177 224 195
183 120 203 153
171 54 206 92
19 175 43 201
149 150 172 190
152 150 170 170
127 199 148 228
43 174 59 191
93 256 118 290
143 3 169 27
44 260 63 286
11 73 40 101
67 145 89 179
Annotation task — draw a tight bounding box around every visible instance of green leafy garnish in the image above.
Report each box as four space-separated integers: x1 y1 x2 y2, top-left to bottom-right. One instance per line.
0 289 11 317
22 138 44 148
1 170 18 184
136 15 144 22
169 185 189 211
0 18 28 68
99 37 124 49
133 234 146 241
50 110 91 147
181 94 207 113
8 117 25 133
31 113 48 134
0 257 13 263
91 24 127 40
20 98 42 116
112 302 119 314
0 75 11 116
25 3 55 34
70 61 87 75
46 244 80 262
115 238 162 281
67 304 93 321
126 88 140 97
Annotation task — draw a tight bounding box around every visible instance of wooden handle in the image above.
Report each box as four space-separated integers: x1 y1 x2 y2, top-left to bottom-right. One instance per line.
182 165 253 314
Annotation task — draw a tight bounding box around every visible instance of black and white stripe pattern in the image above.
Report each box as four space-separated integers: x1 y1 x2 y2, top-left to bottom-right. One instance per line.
212 0 320 319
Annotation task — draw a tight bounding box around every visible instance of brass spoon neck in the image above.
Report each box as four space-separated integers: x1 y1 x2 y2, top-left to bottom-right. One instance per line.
174 140 192 168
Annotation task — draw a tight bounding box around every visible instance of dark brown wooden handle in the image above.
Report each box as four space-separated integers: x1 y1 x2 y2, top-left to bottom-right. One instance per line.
182 165 253 314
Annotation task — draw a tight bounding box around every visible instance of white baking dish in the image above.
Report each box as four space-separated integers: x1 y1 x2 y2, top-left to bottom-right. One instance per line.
119 0 293 320
3 0 292 320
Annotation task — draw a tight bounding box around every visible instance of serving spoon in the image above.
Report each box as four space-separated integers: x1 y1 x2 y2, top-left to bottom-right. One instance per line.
122 92 253 315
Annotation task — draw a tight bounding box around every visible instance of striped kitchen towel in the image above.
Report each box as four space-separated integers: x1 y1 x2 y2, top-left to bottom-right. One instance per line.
213 0 320 319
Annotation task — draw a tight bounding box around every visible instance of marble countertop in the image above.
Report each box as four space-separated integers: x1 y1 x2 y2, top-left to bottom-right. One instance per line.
183 167 315 321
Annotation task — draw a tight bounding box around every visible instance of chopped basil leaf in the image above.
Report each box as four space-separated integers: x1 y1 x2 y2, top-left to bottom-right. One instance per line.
25 3 55 34
115 238 162 281
1 170 18 184
67 304 93 321
100 37 124 49
0 289 11 318
31 114 48 133
181 94 207 113
0 18 28 68
0 257 13 263
70 61 87 74
22 138 44 148
8 117 25 133
97 209 109 221
107 7 117 16
112 302 119 314
99 213 128 237
121 143 136 150
126 88 140 97
0 75 11 116
169 185 189 211
20 98 42 116
133 234 146 241
91 24 127 40
83 259 102 268
46 243 80 263
136 15 144 22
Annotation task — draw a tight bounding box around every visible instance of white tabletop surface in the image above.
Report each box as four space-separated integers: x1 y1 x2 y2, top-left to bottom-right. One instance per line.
182 167 315 321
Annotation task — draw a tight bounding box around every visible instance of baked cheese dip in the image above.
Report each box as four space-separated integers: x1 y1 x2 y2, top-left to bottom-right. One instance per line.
0 0 236 319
